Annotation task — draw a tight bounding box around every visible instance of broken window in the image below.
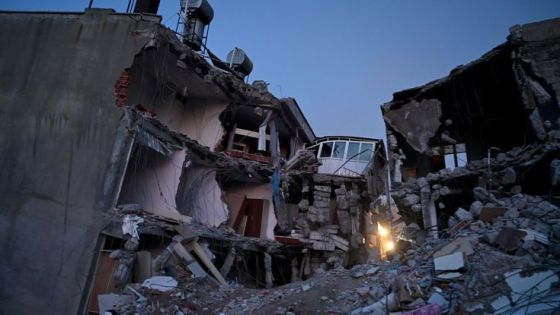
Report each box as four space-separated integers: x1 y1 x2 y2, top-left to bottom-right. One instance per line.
347 142 360 160
332 141 347 159
441 144 467 169
320 142 333 158
444 152 467 169
359 143 374 162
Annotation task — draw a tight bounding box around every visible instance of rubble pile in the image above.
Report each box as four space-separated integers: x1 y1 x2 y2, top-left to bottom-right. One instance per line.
391 141 560 234
215 234 559 314
97 182 560 315
284 175 371 275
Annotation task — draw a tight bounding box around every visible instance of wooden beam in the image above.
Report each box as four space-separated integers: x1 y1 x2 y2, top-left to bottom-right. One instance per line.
185 241 227 285
173 243 207 278
235 127 271 140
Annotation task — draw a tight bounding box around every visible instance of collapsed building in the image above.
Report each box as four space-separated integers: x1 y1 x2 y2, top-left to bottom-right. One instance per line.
375 17 560 314
2 0 559 314
382 17 560 236
0 2 388 314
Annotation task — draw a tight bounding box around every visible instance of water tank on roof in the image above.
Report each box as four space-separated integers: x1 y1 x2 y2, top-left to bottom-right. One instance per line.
181 0 214 51
133 0 160 14
226 48 253 78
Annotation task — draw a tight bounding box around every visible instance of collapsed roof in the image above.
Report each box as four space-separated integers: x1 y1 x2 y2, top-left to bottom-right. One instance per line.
382 17 560 179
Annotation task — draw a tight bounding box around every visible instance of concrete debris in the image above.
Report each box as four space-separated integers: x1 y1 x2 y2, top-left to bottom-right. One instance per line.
141 276 178 292
98 294 134 315
403 303 440 315
454 207 473 221
365 266 380 275
469 201 483 218
3 6 560 315
433 237 474 257
505 269 559 304
491 295 511 312
427 293 449 313
433 252 466 272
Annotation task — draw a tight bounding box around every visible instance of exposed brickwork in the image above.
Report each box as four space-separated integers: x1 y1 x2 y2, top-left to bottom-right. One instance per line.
114 69 129 107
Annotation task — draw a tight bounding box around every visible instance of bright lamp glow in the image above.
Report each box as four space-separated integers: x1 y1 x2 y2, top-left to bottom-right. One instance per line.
377 223 388 236
385 240 395 251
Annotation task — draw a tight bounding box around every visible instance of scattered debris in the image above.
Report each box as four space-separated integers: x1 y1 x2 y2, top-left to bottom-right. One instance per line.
141 276 178 292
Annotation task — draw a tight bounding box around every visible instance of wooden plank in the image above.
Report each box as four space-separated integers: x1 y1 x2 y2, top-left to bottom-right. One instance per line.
186 241 227 285
244 199 264 238
220 248 237 277
231 196 247 230
237 215 248 235
275 236 302 245
134 251 152 283
235 127 271 140
173 243 206 278
87 251 119 314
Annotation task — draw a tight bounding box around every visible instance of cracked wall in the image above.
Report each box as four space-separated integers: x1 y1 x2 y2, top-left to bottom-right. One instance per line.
0 11 161 315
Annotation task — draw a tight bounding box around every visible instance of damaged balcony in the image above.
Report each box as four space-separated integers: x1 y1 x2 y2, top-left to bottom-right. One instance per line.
306 136 383 177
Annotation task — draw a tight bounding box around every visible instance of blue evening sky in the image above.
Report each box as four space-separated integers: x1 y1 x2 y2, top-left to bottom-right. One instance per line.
1 1 559 139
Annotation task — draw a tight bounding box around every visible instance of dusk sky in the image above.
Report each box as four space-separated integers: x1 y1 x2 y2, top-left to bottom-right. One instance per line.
1 1 559 139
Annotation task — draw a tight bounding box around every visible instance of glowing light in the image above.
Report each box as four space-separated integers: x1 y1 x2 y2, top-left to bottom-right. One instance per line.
385 240 395 251
377 223 388 236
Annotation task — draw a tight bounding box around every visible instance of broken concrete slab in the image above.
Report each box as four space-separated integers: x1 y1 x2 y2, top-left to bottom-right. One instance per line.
436 272 463 280
469 201 483 218
521 228 550 245
427 292 449 313
383 98 442 154
454 208 473 221
433 237 474 258
505 269 559 304
433 252 466 272
491 295 510 313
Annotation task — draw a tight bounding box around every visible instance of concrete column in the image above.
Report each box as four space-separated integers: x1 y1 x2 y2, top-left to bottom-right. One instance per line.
420 184 438 239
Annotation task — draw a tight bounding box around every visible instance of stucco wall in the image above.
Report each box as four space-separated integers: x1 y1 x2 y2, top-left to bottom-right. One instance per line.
0 12 159 314
156 99 226 150
118 148 187 216
225 184 277 239
177 166 230 227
